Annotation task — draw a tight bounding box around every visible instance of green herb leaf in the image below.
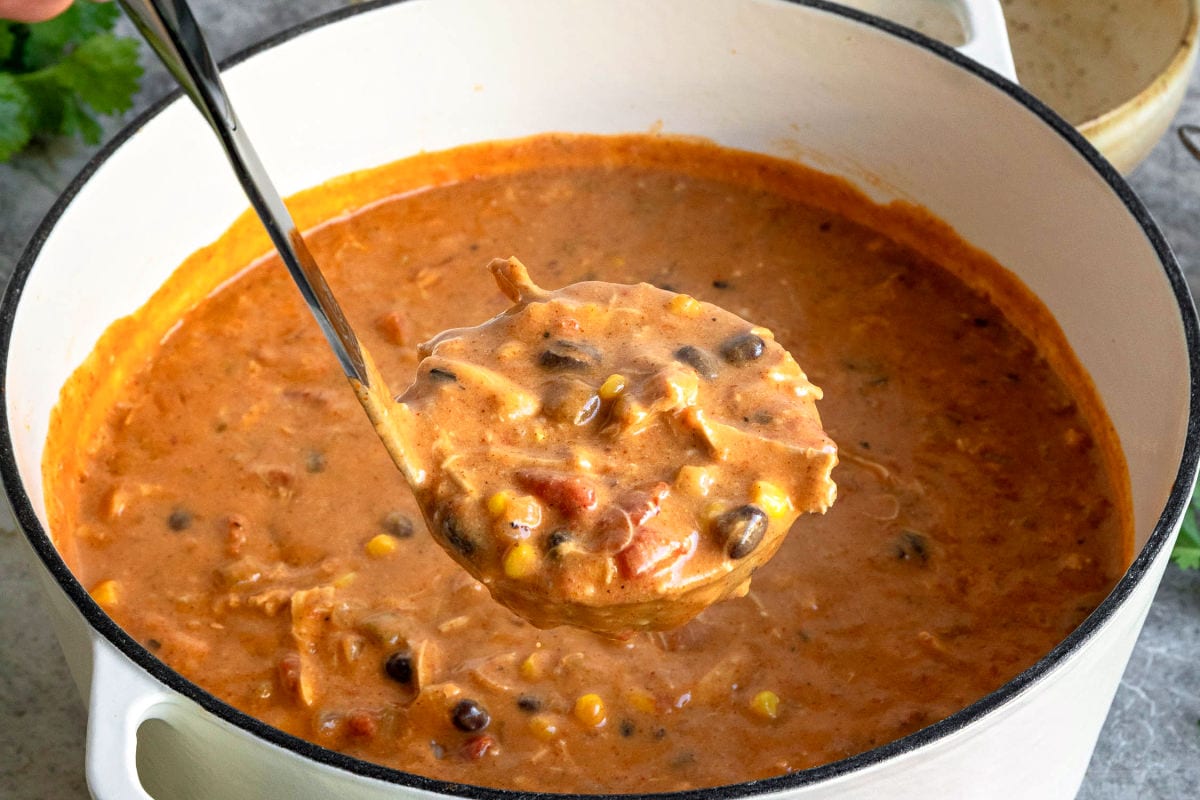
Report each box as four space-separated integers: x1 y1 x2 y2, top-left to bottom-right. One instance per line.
0 72 34 161
16 68 73 137
0 6 142 162
0 22 16 64
54 33 141 115
18 2 121 71
57 89 103 144
1170 478 1200 570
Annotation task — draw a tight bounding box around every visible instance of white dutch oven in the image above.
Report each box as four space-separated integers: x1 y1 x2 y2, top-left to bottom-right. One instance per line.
2 1 1197 798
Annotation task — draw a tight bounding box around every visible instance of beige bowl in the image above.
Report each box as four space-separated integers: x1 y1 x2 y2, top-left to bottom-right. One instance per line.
1007 0 1200 173
844 0 1200 172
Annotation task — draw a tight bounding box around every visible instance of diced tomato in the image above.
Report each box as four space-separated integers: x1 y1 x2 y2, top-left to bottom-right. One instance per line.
616 527 694 579
461 734 498 760
515 469 597 518
346 710 378 738
277 653 302 697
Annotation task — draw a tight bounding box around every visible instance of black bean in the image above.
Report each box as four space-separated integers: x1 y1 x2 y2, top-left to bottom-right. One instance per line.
429 367 458 383
382 511 415 538
895 530 929 563
619 719 636 737
574 393 601 426
442 516 475 556
384 649 414 684
711 279 730 290
538 339 601 372
719 332 765 365
451 699 490 732
715 505 769 559
673 345 718 380
167 508 192 531
305 450 326 473
517 694 542 713
542 379 601 426
546 529 574 554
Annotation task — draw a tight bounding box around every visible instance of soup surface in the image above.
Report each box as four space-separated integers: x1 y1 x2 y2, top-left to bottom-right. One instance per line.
48 135 1129 793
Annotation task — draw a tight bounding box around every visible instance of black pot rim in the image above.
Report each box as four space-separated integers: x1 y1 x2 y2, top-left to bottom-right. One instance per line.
2 1 1197 798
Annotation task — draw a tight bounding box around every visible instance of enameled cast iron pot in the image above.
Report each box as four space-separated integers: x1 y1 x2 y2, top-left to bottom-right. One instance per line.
2 1 1197 798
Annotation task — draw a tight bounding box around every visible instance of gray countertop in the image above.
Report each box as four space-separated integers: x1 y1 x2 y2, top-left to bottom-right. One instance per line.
1 2 1197 798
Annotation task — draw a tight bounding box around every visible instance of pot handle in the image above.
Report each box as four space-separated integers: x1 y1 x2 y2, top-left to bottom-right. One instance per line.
946 0 1018 82
85 638 173 800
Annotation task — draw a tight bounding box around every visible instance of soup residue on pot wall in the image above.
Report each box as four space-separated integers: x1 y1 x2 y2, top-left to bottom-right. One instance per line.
1002 0 1192 125
44 134 1131 793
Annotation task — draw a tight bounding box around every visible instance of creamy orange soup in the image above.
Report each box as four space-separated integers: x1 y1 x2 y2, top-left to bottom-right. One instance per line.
46 135 1129 793
386 255 839 633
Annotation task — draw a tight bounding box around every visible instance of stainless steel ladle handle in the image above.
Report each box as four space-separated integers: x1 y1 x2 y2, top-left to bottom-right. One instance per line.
117 0 370 385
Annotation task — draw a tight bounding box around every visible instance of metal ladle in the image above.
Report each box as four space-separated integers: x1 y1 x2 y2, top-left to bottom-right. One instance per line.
117 0 419 483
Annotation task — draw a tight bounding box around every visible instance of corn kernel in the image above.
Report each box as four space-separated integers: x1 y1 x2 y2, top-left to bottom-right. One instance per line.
496 341 524 362
529 714 560 741
103 486 128 521
486 491 512 516
703 500 732 524
752 480 793 519
520 652 547 680
333 572 358 589
599 374 627 401
750 690 780 720
90 579 119 608
365 534 398 558
503 542 539 579
676 465 714 498
667 294 702 317
627 688 657 714
504 495 543 532
574 693 607 727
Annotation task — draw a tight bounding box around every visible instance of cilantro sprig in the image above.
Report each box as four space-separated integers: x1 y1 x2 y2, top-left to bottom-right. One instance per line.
0 3 142 161
1173 478 1200 570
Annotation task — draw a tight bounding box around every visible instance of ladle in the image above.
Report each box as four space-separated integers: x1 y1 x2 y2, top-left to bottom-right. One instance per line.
117 0 418 484
117 0 838 634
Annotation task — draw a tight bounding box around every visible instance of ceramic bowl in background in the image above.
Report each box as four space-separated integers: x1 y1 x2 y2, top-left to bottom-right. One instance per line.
850 0 1200 173
1010 0 1200 173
